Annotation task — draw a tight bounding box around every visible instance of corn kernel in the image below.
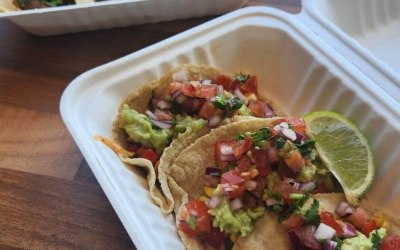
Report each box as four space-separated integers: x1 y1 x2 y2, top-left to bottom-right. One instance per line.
204 186 215 198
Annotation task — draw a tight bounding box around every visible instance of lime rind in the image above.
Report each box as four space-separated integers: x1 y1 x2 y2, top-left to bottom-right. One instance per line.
304 111 375 205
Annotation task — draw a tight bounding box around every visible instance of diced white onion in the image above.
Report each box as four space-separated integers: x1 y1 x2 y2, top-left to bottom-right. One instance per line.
151 119 172 129
156 99 172 110
175 94 187 104
230 198 243 211
314 223 336 240
206 196 220 209
208 114 223 128
201 79 212 85
244 180 257 191
324 240 338 250
220 144 233 155
145 110 158 120
234 88 246 101
281 128 297 141
342 223 357 238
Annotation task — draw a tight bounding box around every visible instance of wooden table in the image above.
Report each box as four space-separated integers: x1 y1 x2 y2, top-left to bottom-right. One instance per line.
0 1 300 249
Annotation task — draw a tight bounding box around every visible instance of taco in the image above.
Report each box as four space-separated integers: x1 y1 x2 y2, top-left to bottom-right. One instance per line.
100 64 286 213
167 118 400 249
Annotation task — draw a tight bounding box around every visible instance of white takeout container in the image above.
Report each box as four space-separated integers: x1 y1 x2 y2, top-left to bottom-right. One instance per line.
60 4 400 250
0 0 248 36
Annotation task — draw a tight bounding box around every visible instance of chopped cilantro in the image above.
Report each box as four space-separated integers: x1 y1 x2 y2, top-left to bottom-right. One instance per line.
235 133 245 141
275 137 286 150
371 230 382 250
251 128 271 145
212 94 226 109
211 94 243 117
234 73 249 84
303 199 320 225
295 140 316 158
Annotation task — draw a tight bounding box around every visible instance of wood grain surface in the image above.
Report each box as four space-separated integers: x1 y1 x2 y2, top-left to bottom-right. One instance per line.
0 1 300 249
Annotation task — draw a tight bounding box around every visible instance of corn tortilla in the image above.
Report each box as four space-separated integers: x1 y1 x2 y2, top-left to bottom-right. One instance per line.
112 64 286 214
167 119 400 249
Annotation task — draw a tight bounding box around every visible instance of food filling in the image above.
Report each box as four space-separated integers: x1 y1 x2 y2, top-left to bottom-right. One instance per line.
119 70 276 165
177 119 400 250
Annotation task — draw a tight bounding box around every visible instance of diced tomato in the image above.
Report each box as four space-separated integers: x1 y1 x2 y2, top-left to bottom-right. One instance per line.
222 170 245 185
252 148 272 177
248 100 268 118
221 183 245 199
281 214 305 231
167 81 183 95
277 163 294 180
235 155 252 172
230 79 241 92
285 150 305 173
285 117 306 134
206 227 225 250
361 219 377 236
241 75 258 96
273 180 300 203
347 207 371 228
199 101 217 119
136 147 158 165
231 137 253 158
198 85 218 98
213 74 232 90
179 200 211 238
192 98 204 112
319 212 344 237
181 82 199 97
380 235 400 250
181 98 204 114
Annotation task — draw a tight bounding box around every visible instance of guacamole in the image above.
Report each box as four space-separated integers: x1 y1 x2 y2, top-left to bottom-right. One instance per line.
209 197 265 237
341 228 387 250
119 104 172 153
118 105 207 154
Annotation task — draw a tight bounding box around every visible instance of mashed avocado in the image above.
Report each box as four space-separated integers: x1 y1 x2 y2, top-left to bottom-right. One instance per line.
209 197 265 237
118 105 207 154
298 164 316 182
174 115 206 139
119 104 172 153
238 104 252 116
341 228 387 250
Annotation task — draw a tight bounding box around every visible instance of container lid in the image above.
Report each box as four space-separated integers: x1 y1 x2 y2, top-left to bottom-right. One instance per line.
299 0 400 103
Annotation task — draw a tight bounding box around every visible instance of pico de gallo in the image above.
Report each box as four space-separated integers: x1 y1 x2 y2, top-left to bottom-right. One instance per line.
118 69 276 165
177 118 400 250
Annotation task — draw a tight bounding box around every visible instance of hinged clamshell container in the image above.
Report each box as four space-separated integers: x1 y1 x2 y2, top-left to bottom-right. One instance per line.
60 4 400 250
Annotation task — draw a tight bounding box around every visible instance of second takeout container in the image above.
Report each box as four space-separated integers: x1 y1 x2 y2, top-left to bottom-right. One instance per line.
60 3 400 250
0 0 248 36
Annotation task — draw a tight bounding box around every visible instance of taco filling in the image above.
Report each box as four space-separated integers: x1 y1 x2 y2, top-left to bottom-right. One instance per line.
175 118 400 250
118 69 277 166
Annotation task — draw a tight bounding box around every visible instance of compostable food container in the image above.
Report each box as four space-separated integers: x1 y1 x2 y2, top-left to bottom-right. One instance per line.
60 4 400 250
0 0 248 36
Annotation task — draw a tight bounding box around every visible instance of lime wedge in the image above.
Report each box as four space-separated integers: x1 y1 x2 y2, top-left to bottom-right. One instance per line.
303 111 374 205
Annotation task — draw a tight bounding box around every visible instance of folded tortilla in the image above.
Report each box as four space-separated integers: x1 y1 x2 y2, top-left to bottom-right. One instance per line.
167 118 400 249
112 64 286 214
